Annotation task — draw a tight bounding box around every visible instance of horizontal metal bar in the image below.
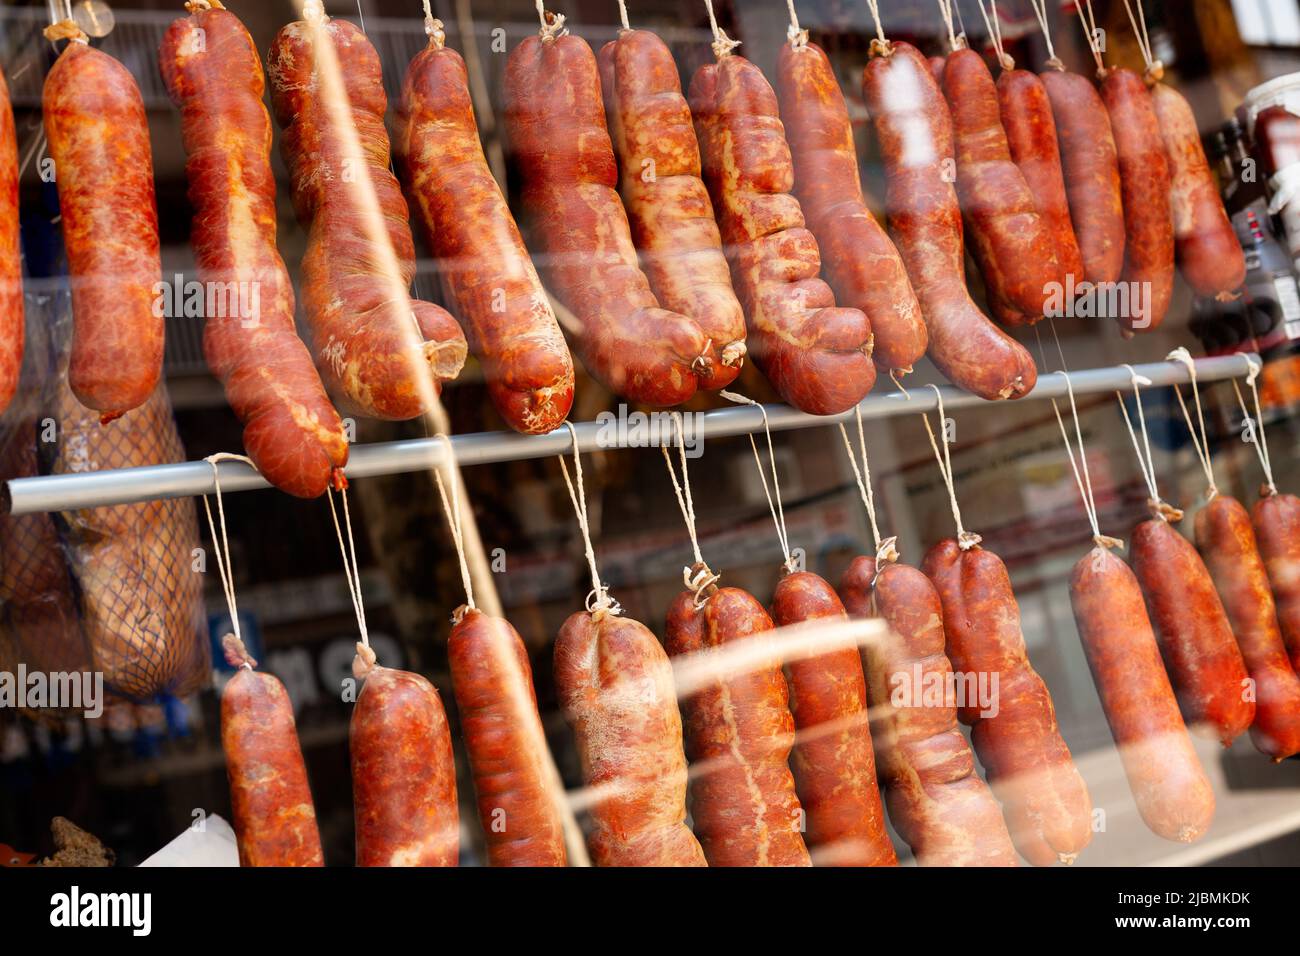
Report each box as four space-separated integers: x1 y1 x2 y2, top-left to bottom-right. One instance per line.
2 354 1259 516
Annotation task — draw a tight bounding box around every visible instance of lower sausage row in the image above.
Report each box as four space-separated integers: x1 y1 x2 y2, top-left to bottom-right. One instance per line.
221 489 1300 866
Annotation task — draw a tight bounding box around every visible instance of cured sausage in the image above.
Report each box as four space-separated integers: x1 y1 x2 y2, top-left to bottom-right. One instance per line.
839 556 1018 866
997 68 1084 289
397 29 574 434
770 570 896 867
504 31 719 407
268 11 467 421
554 609 706 866
1130 515 1255 745
1195 496 1300 759
43 29 162 422
929 55 947 86
861 41 1037 400
942 49 1064 326
690 51 876 415
1253 491 1300 674
1150 81 1246 299
775 38 925 375
1100 68 1174 332
351 647 458 866
665 585 811 866
1039 69 1125 286
159 5 348 498
922 539 1093 865
221 636 324 867
449 608 567 866
0 69 21 416
598 28 745 390
1069 546 1215 842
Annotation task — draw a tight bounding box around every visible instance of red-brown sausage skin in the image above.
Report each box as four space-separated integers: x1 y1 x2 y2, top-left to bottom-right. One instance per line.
691 54 876 415
398 40 574 434
861 43 1037 400
943 50 1065 326
770 570 897 867
268 16 468 421
840 557 1018 866
922 539 1093 866
1130 517 1255 745
449 609 567 866
505 34 718 407
666 587 811 866
0 71 21 416
554 610 706 866
599 30 745 391
1195 497 1300 759
1101 68 1174 332
44 41 162 420
352 664 458 866
776 40 926 375
1254 492 1300 674
221 667 324 867
998 69 1084 289
1069 547 1215 842
1040 69 1125 286
159 8 348 498
1150 82 1246 299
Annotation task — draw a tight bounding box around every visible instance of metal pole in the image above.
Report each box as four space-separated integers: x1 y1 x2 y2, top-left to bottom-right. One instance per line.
2 354 1259 515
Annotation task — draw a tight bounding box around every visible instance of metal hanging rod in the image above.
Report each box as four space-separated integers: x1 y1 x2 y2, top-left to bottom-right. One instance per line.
2 354 1259 516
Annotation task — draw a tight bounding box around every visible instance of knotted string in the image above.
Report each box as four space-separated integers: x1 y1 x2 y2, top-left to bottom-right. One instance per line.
1035 325 1121 550
433 435 476 621
863 0 891 56
558 423 619 618
421 0 445 46
976 0 1015 71
720 391 796 573
535 0 567 41
1230 355 1277 497
1167 348 1219 501
936 0 967 52
921 385 981 550
1029 0 1063 70
1120 0 1163 83
1115 365 1182 522
1074 0 1106 77
838 406 899 567
43 19 88 44
660 413 720 607
201 453 255 652
703 0 740 58
785 0 808 48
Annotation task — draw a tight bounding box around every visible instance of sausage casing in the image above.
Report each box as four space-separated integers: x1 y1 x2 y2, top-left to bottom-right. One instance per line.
352 663 459 866
222 659 324 867
1253 491 1300 674
1195 496 1300 759
398 38 574 433
1130 517 1255 745
554 610 706 866
922 539 1093 865
770 570 896 866
159 7 348 497
449 609 567 865
776 40 925 375
599 29 745 391
43 41 162 420
861 42 1037 400
839 557 1018 866
1039 69 1124 286
1100 68 1174 331
666 586 811 866
691 53 876 415
1069 546 1214 842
